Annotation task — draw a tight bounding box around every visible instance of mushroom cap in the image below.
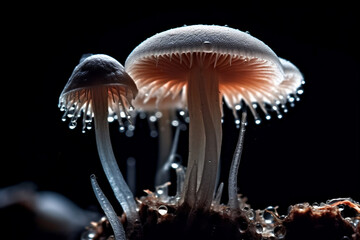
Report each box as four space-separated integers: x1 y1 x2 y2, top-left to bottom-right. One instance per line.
125 25 285 110
278 57 303 94
61 54 138 99
59 54 138 131
125 25 282 71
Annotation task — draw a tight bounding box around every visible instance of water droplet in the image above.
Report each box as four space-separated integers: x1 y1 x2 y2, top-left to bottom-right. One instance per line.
235 104 241 110
171 162 179 169
149 115 157 122
265 114 271 120
171 120 179 127
337 204 345 211
264 206 275 224
120 111 126 118
179 110 185 116
277 114 283 119
61 111 67 121
158 205 168 215
297 89 304 95
108 115 115 122
155 111 163 118
255 222 263 234
246 210 255 220
255 118 261 125
202 41 212 52
68 121 77 129
273 225 286 239
119 126 125 132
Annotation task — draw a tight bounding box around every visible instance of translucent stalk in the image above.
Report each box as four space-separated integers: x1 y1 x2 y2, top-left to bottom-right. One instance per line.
213 182 224 206
90 174 126 240
228 112 247 210
155 125 181 186
92 87 139 224
156 109 173 183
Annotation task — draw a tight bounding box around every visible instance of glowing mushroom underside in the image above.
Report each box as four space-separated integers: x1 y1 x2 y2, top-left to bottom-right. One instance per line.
125 25 293 211
59 54 139 225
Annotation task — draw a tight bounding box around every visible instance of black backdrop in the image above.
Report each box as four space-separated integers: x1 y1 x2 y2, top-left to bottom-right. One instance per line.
3 2 359 239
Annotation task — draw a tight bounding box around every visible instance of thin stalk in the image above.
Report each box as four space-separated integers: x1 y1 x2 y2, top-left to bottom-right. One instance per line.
91 174 126 240
228 112 247 210
92 87 139 225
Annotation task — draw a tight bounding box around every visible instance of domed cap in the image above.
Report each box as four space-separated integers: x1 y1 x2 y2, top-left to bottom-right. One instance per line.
61 54 137 98
59 54 138 132
125 25 286 123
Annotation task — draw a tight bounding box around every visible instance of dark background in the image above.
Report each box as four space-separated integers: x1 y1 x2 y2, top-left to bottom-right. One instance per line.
3 2 359 239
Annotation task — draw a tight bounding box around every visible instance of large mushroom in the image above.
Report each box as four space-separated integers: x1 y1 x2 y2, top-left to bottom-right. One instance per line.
58 54 139 224
125 25 286 211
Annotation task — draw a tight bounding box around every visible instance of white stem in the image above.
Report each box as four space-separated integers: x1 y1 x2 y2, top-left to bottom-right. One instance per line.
175 165 185 198
228 112 247 210
156 109 172 175
90 174 126 240
155 125 181 186
92 87 139 225
213 182 224 205
182 65 222 211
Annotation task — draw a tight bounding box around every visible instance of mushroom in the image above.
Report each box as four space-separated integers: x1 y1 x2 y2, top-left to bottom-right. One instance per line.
133 88 184 187
58 54 139 224
125 25 286 211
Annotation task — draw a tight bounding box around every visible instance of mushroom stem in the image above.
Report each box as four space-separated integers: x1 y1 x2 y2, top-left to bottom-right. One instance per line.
155 125 181 186
183 64 222 211
157 109 173 170
92 87 139 225
228 112 247 211
90 174 126 240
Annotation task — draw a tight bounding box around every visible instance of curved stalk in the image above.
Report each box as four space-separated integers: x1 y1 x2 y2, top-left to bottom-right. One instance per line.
155 125 181 186
92 87 139 225
228 112 247 210
91 174 126 240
